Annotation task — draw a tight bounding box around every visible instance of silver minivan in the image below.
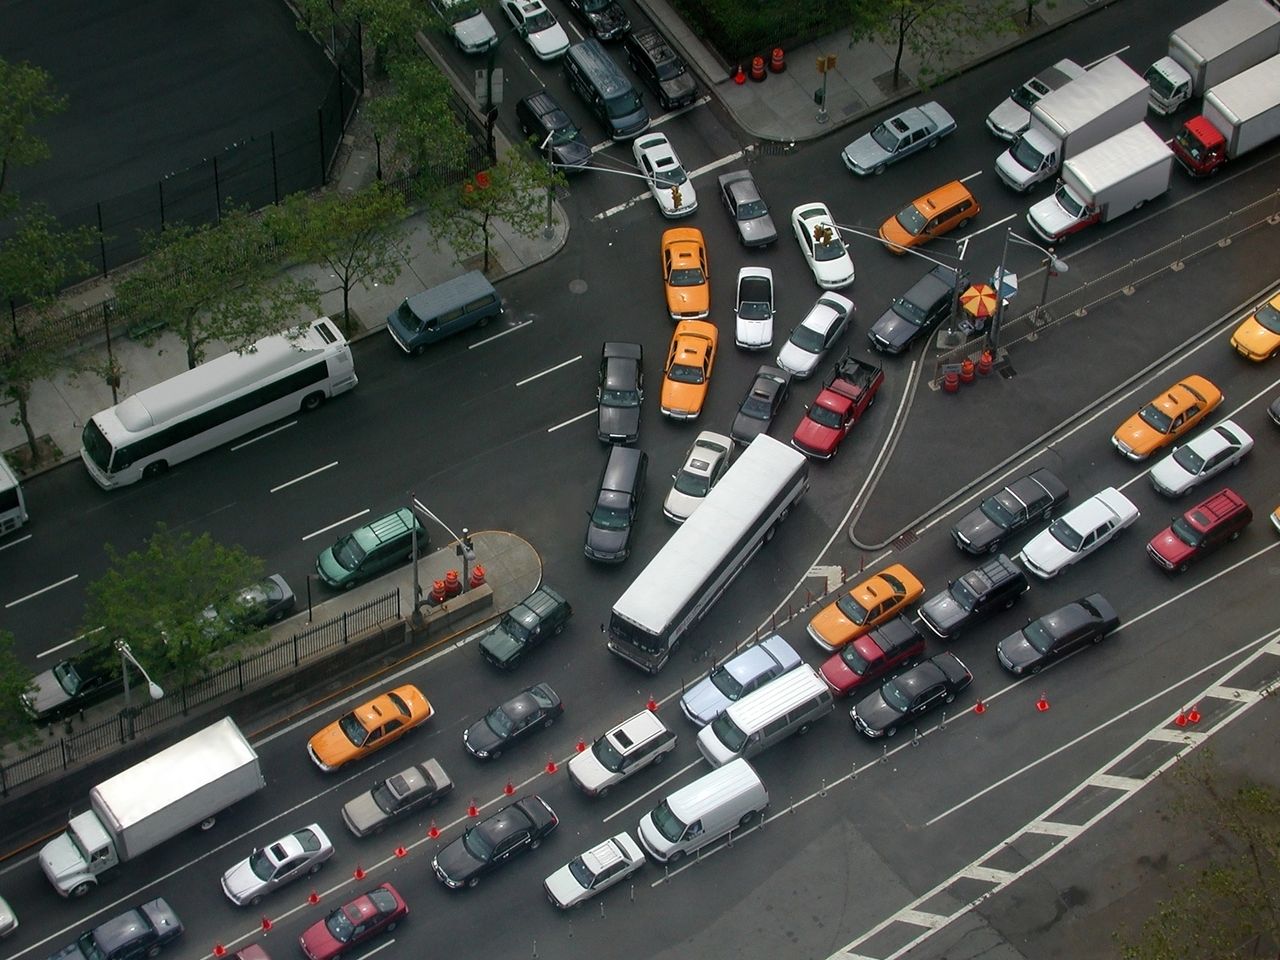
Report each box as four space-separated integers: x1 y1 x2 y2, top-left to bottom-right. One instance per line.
386 271 502 355
696 667 833 767
636 758 767 863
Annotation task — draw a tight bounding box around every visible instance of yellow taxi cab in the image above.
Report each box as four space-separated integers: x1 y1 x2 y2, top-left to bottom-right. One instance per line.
307 684 433 771
807 563 924 651
879 180 979 254
662 228 710 321
1228 291 1280 361
660 320 718 419
1111 374 1222 461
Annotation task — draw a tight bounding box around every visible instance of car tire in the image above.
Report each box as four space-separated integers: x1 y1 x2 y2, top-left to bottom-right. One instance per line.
250 895 264 907
490 750 502 760
669 849 686 863
987 541 1001 555
1030 663 1044 675
1093 633 1104 644
71 882 94 897
531 837 542 850
413 343 428 357
342 579 356 591
387 921 398 932
301 392 325 412
1004 596 1017 609
146 947 162 960
142 460 169 479
596 786 610 798
543 717 555 729
798 722 812 735
309 861 323 875
738 810 759 828
554 622 565 636
652 751 666 765
928 137 939 149
957 217 971 229
874 165 886 176
467 877 480 889
944 691 956 704
884 724 897 738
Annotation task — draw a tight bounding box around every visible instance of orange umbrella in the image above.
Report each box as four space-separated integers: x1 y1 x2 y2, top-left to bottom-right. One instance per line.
960 283 998 319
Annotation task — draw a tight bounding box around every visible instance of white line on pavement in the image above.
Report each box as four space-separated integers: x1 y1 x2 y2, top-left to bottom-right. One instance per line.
547 409 595 432
470 320 532 349
302 509 369 542
231 420 296 450
4 574 79 609
270 461 338 494
517 355 581 386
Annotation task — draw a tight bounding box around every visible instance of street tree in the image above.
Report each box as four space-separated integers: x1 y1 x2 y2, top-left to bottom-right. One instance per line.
82 524 265 690
0 203 97 465
1116 751 1280 959
269 183 411 336
0 57 68 205
0 630 37 747
293 0 426 72
425 151 563 275
116 208 319 370
366 56 472 186
852 0 1018 89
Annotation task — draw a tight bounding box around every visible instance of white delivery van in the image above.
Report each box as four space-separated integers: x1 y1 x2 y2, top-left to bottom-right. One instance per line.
636 758 768 863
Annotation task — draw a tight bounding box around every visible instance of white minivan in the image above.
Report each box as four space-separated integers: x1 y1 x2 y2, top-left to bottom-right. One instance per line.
636 758 768 863
696 666 833 767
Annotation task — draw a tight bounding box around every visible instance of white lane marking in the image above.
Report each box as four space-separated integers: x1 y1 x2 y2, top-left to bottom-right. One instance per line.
689 150 745 178
960 212 1017 239
231 420 296 450
38 625 105 659
470 319 532 349
4 574 78 609
302 509 369 541
587 96 713 154
602 758 703 823
593 148 745 221
270 461 338 494
547 409 595 432
957 170 983 183
517 355 581 387
0 533 32 552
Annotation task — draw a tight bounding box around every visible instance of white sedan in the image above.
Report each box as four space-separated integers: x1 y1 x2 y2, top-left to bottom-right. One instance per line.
791 202 854 289
775 292 854 379
735 266 775 349
1018 487 1139 579
543 833 645 908
633 133 697 217
220 824 334 907
501 0 569 60
663 431 732 522
1149 420 1253 497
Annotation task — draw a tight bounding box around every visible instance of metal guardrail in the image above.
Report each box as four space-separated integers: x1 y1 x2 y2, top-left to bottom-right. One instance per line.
932 188 1280 383
0 589 401 797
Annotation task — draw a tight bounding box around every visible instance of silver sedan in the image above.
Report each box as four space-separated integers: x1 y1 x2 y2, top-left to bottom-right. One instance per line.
220 824 334 906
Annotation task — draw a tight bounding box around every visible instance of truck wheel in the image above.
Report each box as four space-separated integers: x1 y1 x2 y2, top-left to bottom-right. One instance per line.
200 816 217 830
71 881 94 897
386 921 399 932
301 392 325 412
142 460 169 479
146 947 162 959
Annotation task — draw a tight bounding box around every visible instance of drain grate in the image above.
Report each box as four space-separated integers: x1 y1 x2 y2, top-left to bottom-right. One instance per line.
892 529 920 550
755 140 797 157
998 362 1017 379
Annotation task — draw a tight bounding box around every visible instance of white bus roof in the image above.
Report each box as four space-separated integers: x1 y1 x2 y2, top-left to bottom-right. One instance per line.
612 435 806 634
107 319 343 434
0 454 19 490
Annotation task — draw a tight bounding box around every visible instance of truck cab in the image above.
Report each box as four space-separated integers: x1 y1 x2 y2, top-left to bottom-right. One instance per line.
40 811 118 897
1027 179 1099 242
1144 56 1192 115
1172 114 1227 174
996 128 1058 191
790 354 883 459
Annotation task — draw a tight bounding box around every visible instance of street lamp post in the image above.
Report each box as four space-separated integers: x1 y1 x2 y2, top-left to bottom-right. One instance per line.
116 639 164 738
409 496 476 627
541 131 556 239
989 227 1069 351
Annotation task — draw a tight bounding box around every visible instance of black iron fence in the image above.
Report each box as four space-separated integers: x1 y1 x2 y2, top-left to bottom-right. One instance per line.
0 589 400 797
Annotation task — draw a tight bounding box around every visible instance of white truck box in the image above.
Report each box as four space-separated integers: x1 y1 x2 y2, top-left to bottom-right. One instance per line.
1027 124 1174 243
995 57 1148 192
1145 0 1280 115
1203 54 1280 157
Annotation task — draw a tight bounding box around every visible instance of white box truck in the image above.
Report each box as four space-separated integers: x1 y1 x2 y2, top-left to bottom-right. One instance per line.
995 57 1149 192
1171 54 1280 175
1027 123 1174 243
1145 0 1280 115
39 717 265 897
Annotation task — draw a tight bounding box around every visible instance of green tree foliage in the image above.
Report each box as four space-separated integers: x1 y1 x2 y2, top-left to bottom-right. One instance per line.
0 57 68 204
856 0 1018 89
425 151 563 274
82 524 265 689
367 56 471 187
1117 752 1280 959
0 631 37 746
0 204 97 463
116 208 320 369
294 0 426 72
269 183 410 336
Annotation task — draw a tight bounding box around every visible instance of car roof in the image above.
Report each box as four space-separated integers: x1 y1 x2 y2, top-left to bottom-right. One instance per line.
801 297 849 331
1065 488 1130 529
724 634 800 681
477 803 535 843
606 709 668 753
1038 601 1096 638
911 180 972 211
794 203 831 222
603 341 642 361
353 693 407 731
581 837 629 872
903 267 957 306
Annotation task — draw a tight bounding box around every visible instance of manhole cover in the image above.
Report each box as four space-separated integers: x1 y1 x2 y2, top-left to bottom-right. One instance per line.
569 278 588 294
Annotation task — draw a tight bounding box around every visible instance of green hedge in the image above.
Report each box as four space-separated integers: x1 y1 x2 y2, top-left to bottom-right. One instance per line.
668 0 847 66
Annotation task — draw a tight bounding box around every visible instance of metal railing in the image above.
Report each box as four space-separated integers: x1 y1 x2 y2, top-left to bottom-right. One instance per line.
0 589 400 797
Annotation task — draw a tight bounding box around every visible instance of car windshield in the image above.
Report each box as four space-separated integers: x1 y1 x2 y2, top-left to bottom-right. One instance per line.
605 90 643 119
950 577 980 611
1023 619 1056 654
737 299 771 321
1011 136 1046 170
371 780 401 814
840 644 871 675
870 123 903 152
1138 403 1173 433
656 57 684 80
709 713 749 753
740 392 773 419
75 932 107 960
669 267 705 286
709 664 744 699
1010 85 1037 110
485 705 516 737
337 711 370 747
1055 183 1086 218
1171 445 1206 474
248 847 276 881
980 495 1017 528
1170 515 1204 547
53 661 83 696
591 503 632 529
650 800 686 842
601 386 640 407
813 232 847 262
331 535 366 571
1254 301 1280 333
788 324 826 353
881 679 912 712
592 735 625 771
325 907 356 944
836 593 872 625
568 855 597 887
463 825 495 861
667 362 705 384
895 204 927 236
892 296 927 325
653 163 687 188
1048 518 1084 552
807 405 844 429
396 300 424 331
674 469 711 497
736 197 767 219
500 612 532 642
525 10 556 31
551 122 581 146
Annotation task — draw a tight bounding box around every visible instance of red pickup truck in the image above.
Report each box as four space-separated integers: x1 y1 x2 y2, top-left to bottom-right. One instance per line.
790 352 884 459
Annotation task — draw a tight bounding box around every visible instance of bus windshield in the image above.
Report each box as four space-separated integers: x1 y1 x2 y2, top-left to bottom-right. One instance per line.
81 420 113 471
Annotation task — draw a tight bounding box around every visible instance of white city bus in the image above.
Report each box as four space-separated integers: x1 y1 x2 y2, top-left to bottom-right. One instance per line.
0 453 28 534
607 434 809 674
80 318 358 489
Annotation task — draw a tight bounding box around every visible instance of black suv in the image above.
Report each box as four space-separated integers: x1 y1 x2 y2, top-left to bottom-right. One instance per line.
515 89 591 169
597 341 644 443
51 898 184 960
867 264 966 355
565 0 630 41
623 28 697 110
478 585 573 668
917 554 1029 639
584 445 647 563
